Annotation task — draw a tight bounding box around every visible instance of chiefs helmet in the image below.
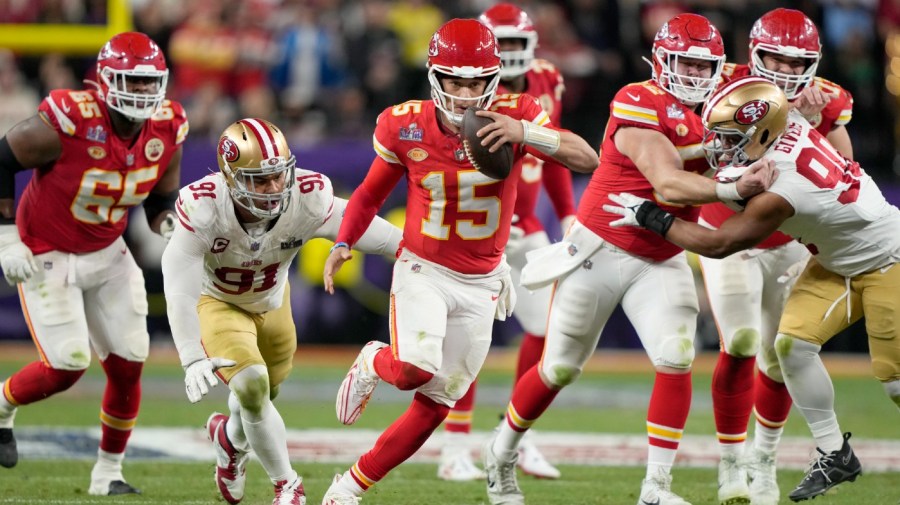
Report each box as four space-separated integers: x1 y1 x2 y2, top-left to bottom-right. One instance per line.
217 118 296 220
701 76 789 169
96 32 168 121
749 8 821 100
427 19 501 126
648 13 725 104
479 3 538 79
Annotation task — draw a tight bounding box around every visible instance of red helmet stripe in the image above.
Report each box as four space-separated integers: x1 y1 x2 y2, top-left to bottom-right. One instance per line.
240 118 279 158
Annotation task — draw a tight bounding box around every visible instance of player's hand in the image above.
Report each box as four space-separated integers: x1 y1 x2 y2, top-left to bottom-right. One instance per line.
494 263 517 321
475 109 521 152
183 357 237 403
735 158 777 199
324 244 353 295
159 213 176 242
0 224 39 285
792 86 831 119
603 193 650 227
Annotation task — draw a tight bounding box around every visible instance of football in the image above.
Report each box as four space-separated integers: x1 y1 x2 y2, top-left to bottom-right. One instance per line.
461 107 514 180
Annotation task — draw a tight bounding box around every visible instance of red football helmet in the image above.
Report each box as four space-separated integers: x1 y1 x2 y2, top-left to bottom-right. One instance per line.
96 32 168 121
749 8 821 100
479 3 538 79
648 13 725 104
427 19 501 125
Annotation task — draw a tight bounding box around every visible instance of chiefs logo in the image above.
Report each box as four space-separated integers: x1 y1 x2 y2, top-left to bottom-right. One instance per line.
734 100 769 125
218 137 240 163
145 138 164 162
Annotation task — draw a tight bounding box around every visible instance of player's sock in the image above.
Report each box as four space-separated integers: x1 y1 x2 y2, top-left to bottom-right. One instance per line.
99 355 141 455
0 382 16 427
752 371 792 453
445 380 476 435
226 392 250 452
354 392 449 487
712 352 755 456
646 371 691 478
242 399 294 483
94 448 125 475
494 366 560 458
372 347 434 390
3 362 84 408
514 333 545 383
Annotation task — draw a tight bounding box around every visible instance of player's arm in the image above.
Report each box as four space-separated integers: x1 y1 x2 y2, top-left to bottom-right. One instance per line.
144 146 183 239
315 196 402 258
0 114 62 219
826 126 853 160
615 126 776 205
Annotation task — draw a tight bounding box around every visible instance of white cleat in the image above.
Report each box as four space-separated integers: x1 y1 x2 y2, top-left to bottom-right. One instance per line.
322 474 362 505
517 431 560 479
637 470 691 505
746 448 779 505
207 412 249 504
336 341 387 425
438 443 486 481
482 435 524 505
717 453 750 505
273 475 306 505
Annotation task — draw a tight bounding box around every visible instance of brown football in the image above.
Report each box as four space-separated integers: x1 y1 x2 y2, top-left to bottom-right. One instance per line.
461 107 514 180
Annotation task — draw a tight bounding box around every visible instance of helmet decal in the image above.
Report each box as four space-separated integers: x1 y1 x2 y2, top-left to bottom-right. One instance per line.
735 100 770 125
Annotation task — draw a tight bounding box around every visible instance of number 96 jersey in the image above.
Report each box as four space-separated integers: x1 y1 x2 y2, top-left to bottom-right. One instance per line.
173 169 335 313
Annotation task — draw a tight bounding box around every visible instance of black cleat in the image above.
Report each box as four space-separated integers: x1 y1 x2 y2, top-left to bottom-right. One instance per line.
789 432 861 502
107 480 141 495
0 428 17 468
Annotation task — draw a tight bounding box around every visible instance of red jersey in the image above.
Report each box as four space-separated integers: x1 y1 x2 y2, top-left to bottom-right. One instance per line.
578 80 707 261
18 89 188 254
367 95 550 274
701 63 854 248
498 59 575 234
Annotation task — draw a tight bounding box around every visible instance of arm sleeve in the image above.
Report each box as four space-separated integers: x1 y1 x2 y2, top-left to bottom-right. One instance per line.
541 158 576 219
315 196 402 257
161 225 208 368
336 156 405 247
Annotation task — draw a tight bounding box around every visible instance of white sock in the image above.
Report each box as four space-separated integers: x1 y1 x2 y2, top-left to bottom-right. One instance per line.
242 400 294 483
0 383 15 428
809 416 843 454
227 392 249 452
646 446 675 479
718 441 744 460
752 419 783 454
333 470 365 496
492 418 523 461
92 449 125 480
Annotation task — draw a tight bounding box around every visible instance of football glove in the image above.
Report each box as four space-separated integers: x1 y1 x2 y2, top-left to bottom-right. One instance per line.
159 213 176 242
494 262 517 321
0 224 38 285
183 357 237 403
603 192 675 237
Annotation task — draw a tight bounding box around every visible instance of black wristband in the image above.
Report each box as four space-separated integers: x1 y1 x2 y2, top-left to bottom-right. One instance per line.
635 201 675 237
143 189 178 226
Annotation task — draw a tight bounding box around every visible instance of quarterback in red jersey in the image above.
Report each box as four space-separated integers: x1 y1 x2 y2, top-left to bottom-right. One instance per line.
437 3 575 482
0 32 187 495
484 14 776 505
319 18 597 505
697 10 856 505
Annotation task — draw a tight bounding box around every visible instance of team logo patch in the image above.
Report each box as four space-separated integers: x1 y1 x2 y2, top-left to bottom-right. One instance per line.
399 124 423 141
145 138 165 162
666 103 685 119
407 148 428 162
86 125 107 143
218 137 240 163
411 263 422 273
126 153 134 166
735 100 769 125
88 146 106 160
211 237 230 253
567 244 578 256
675 124 689 137
454 148 465 162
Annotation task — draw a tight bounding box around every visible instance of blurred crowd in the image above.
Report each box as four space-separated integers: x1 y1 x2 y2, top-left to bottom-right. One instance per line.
1 0 900 179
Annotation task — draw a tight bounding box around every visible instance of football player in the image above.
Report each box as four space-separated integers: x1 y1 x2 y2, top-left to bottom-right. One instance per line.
436 2 575 482
605 75 899 503
0 32 186 495
483 14 777 505
161 118 401 505
320 18 598 505
699 10 855 505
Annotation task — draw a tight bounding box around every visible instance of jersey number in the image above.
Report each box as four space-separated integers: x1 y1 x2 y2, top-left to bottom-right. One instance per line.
795 132 860 204
420 171 501 240
71 166 159 224
213 263 279 295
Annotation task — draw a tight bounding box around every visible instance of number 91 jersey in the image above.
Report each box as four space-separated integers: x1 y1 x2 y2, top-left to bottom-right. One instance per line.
174 169 335 313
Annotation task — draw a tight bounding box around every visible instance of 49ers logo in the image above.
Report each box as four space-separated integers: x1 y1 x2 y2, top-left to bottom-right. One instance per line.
734 100 769 125
218 137 239 163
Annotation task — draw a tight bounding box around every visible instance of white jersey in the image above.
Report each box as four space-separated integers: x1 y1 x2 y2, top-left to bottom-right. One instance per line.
766 112 900 276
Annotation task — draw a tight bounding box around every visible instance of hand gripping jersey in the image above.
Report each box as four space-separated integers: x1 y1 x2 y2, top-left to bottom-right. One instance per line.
498 59 574 234
577 80 708 261
373 95 551 274
766 114 900 276
19 88 188 254
701 63 855 248
174 169 334 313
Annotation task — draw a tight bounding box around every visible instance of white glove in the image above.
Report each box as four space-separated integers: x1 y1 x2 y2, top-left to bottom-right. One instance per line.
159 213 176 242
602 192 650 228
183 357 237 403
0 224 38 286
494 264 517 321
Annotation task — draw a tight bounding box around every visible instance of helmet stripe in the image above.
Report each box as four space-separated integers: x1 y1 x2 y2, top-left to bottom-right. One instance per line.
240 118 279 158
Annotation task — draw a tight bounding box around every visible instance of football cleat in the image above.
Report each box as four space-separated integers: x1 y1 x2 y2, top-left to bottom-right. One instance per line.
637 470 691 505
0 428 17 468
717 453 750 505
517 431 560 479
322 474 362 505
207 412 249 504
88 475 141 496
788 432 861 502
438 443 486 481
273 476 306 505
336 341 386 425
482 434 524 505
746 447 779 505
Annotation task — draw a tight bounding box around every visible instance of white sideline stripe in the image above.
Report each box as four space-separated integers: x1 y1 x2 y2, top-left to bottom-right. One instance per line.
16 427 900 472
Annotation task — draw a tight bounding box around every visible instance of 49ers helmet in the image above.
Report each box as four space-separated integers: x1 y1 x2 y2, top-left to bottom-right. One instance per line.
749 8 821 100
648 13 725 104
217 118 296 220
96 32 168 121
701 76 790 168
427 19 502 125
479 3 538 79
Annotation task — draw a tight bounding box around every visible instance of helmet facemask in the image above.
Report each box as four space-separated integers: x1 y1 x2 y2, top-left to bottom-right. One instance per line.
428 69 500 126
653 49 724 105
495 32 537 79
100 64 168 121
222 154 296 220
750 47 819 100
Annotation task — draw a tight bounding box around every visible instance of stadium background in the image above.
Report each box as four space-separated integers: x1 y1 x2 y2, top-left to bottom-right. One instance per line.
0 0 898 356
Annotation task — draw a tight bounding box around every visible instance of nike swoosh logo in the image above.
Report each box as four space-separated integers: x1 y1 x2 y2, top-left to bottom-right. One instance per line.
60 99 71 113
491 294 499 301
626 92 641 101
640 500 660 505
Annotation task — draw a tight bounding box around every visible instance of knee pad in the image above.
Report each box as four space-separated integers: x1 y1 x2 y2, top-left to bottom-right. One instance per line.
774 333 820 370
230 365 271 413
658 335 695 369
541 362 581 388
882 380 900 410
724 328 760 358
394 362 434 391
55 338 92 371
756 344 784 382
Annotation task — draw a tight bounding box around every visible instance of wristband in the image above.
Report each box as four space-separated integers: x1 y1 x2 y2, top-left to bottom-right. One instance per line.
520 120 561 155
715 181 742 201
635 201 675 237
330 242 349 253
